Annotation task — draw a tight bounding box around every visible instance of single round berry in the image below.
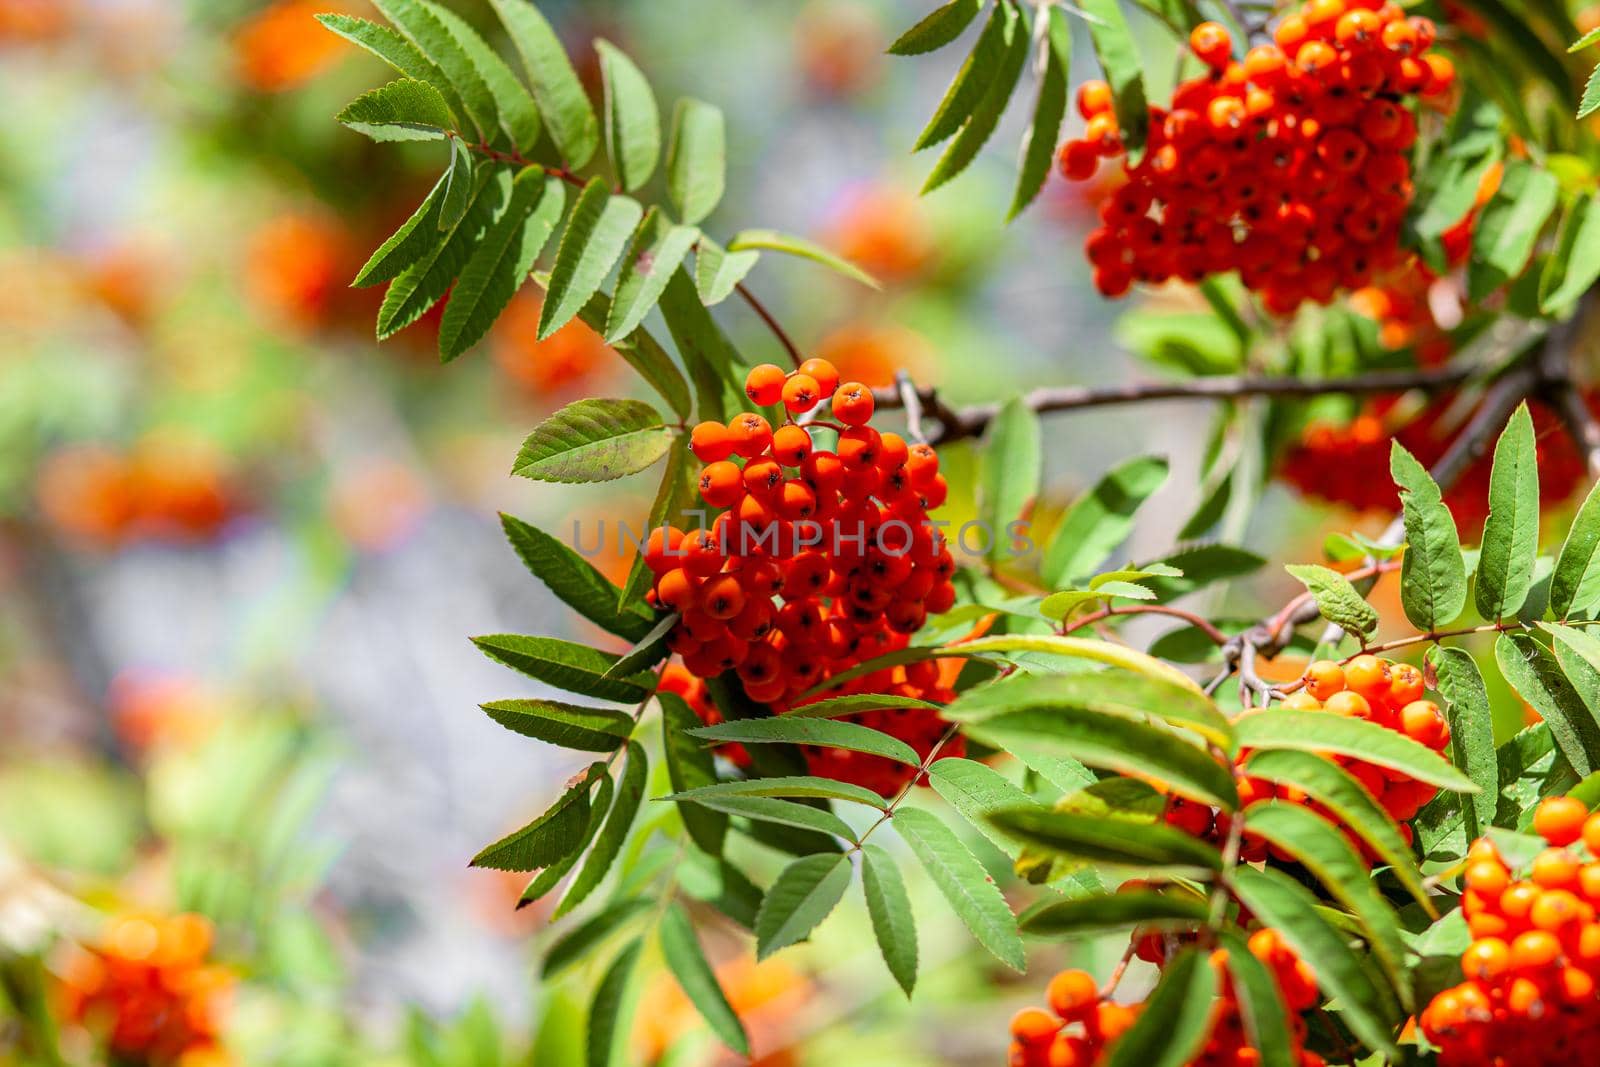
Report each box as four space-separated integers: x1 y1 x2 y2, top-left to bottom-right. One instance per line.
744 363 787 406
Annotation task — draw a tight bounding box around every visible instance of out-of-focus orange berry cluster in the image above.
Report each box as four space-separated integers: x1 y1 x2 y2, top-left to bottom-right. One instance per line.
38 437 242 548
1060 1 1454 311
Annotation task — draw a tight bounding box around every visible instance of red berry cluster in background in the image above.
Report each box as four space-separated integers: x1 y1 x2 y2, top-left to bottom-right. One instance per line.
1421 797 1600 1065
645 358 963 795
55 913 232 1066
1166 656 1446 861
1279 393 1589 530
1008 928 1325 1066
1059 0 1454 311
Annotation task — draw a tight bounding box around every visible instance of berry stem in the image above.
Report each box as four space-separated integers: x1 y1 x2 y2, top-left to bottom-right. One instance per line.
871 364 1476 445
733 281 804 369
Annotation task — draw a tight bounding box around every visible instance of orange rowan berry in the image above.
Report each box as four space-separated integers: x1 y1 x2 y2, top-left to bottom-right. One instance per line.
1535 796 1589 846
1511 929 1562 971
1275 13 1311 50
771 424 813 466
797 357 839 396
690 421 734 462
1421 53 1455 95
744 363 787 406
655 568 697 612
1400 699 1448 748
831 382 876 426
1010 1007 1063 1046
1304 660 1346 700
1189 21 1234 67
727 412 773 458
699 461 745 508
1532 848 1583 892
1324 690 1371 718
782 373 822 414
1046 969 1099 1020
1465 859 1511 898
1058 139 1100 181
1387 662 1425 705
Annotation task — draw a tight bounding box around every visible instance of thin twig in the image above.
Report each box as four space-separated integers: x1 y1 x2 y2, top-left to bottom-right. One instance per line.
896 370 930 445
851 723 962 852
872 364 1475 444
734 282 804 369
1061 603 1229 645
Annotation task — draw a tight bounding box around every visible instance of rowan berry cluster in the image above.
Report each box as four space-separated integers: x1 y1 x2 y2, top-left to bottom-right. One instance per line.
1008 930 1324 1066
1420 796 1600 1065
1165 656 1445 860
1279 393 1587 529
55 913 232 1066
645 359 962 794
38 438 240 548
1058 0 1455 311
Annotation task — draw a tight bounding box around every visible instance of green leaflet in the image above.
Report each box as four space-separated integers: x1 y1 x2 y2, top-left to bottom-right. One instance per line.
470 763 604 871
913 3 1015 151
693 793 857 842
945 669 1234 752
688 717 920 766
316 13 464 119
666 776 886 810
785 693 943 719
1582 61 1600 119
989 806 1224 872
895 806 1025 971
586 939 642 1067
1391 440 1467 631
1229 867 1400 1056
922 0 1028 194
1009 7 1071 219
480 698 632 752
512 398 673 483
1541 194 1600 312
606 208 700 342
960 705 1237 809
599 613 675 680
1475 403 1540 620
978 395 1042 564
1080 0 1150 161
1469 161 1560 299
1495 633 1600 780
928 757 1041 857
754 853 852 959
1243 749 1432 914
438 137 475 230
597 40 661 192
1284 563 1378 638
488 0 599 167
692 236 760 306
337 78 456 141
1552 478 1600 618
472 634 656 703
726 229 879 289
658 903 749 1054
556 743 647 918
539 179 645 339
667 99 726 225
1104 949 1217 1067
659 691 726 856
1042 455 1169 586
888 0 984 55
439 170 565 361
352 171 449 287
424 0 541 151
658 266 743 423
542 898 653 977
1432 646 1499 838
860 844 918 996
377 165 502 339
1218 929 1297 1067
1021 890 1210 937
1234 710 1477 791
571 290 692 420
1243 802 1411 1007
499 512 655 640
373 0 498 143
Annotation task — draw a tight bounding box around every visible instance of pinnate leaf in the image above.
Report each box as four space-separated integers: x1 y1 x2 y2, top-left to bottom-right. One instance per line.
512 398 673 483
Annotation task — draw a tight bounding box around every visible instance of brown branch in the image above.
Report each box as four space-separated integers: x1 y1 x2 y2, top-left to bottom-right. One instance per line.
872 364 1476 444
1061 603 1229 645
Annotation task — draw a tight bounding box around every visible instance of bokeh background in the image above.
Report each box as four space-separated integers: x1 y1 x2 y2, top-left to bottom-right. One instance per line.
0 1 1368 1063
